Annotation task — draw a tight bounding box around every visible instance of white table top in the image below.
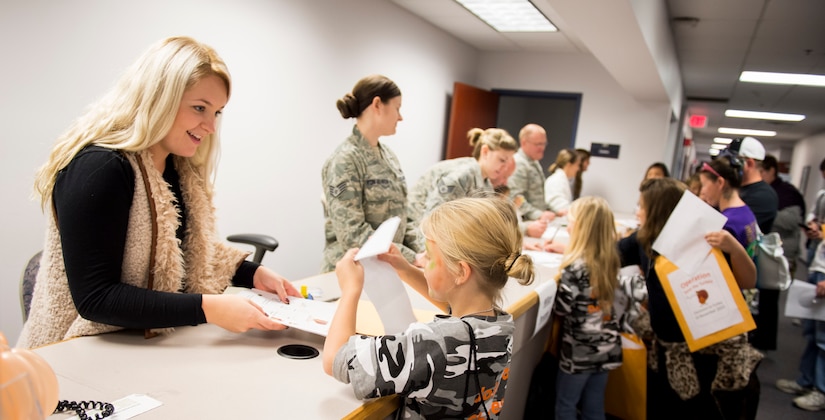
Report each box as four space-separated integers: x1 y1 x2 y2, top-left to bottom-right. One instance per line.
38 324 361 419
37 256 565 420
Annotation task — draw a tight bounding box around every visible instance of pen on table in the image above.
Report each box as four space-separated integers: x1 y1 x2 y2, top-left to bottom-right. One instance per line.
545 225 560 247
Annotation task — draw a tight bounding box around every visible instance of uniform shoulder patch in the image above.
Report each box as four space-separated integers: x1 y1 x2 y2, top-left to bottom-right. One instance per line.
329 181 348 198
437 179 455 195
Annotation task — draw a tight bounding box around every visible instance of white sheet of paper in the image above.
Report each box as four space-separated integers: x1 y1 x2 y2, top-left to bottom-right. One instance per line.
665 253 743 339
354 216 417 334
66 394 162 420
237 289 336 336
532 280 558 339
653 191 727 274
522 249 564 268
355 216 401 259
784 280 825 321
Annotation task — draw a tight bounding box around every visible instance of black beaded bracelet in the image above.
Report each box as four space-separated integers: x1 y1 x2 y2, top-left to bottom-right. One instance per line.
53 400 115 420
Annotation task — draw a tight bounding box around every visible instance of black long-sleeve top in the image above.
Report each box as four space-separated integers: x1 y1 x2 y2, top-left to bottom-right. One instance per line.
618 232 685 342
53 146 258 329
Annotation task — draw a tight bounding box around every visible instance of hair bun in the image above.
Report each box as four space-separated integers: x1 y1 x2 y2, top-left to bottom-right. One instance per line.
336 93 360 119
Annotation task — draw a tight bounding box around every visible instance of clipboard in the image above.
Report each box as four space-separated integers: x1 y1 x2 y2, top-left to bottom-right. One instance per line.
655 248 755 352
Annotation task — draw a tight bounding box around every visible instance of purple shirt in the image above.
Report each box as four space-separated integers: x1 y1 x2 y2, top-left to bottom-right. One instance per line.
722 205 759 258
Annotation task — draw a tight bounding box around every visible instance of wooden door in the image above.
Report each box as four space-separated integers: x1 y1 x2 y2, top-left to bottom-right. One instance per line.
445 82 499 159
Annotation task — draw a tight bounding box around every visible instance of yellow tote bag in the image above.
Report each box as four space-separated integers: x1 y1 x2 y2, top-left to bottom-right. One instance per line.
604 333 646 420
654 248 755 352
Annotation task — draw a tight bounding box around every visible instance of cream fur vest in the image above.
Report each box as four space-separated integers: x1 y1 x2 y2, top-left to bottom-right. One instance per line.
18 150 248 349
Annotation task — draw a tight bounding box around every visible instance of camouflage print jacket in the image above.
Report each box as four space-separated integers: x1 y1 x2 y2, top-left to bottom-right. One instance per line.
408 157 492 228
554 259 623 374
321 125 421 272
333 313 514 419
507 149 548 220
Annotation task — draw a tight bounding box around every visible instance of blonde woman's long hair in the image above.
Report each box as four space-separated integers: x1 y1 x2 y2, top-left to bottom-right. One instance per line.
468 128 518 160
558 196 620 312
421 197 534 306
33 36 231 209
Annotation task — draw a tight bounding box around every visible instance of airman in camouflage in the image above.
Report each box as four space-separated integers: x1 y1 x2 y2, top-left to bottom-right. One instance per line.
407 157 492 228
321 125 421 272
408 127 517 248
507 124 555 222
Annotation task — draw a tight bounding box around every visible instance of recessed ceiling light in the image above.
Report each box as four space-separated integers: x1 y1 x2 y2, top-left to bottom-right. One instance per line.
709 148 720 156
710 144 727 149
455 0 558 32
740 71 825 87
725 109 805 121
713 137 733 144
718 127 777 137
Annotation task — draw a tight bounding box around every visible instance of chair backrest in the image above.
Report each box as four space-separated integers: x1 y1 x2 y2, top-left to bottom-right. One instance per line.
226 234 279 264
21 250 43 322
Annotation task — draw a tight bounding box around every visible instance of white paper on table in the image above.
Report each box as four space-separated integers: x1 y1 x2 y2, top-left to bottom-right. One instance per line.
541 223 570 245
665 253 743 340
66 394 162 420
784 280 825 321
237 289 336 336
653 191 727 274
522 249 564 268
532 280 558 339
354 216 417 334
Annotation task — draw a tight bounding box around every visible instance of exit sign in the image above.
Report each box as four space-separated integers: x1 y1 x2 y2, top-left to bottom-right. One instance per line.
689 115 708 128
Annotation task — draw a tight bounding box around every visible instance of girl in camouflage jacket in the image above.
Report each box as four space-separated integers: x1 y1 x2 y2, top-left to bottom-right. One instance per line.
324 197 535 419
553 196 623 420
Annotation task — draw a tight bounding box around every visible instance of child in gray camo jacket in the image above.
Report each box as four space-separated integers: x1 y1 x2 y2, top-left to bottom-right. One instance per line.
553 196 624 420
324 197 535 419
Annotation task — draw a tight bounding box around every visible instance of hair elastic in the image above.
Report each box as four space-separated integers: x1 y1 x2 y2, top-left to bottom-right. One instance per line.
506 252 521 272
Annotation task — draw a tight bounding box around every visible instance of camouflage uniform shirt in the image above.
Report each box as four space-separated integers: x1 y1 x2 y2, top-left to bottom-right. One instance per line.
507 149 548 220
333 312 514 419
554 258 622 374
321 125 421 272
408 157 492 228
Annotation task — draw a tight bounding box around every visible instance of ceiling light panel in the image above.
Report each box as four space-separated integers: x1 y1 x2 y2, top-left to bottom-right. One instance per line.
725 109 805 122
713 137 733 144
740 71 825 87
718 127 777 137
455 0 558 32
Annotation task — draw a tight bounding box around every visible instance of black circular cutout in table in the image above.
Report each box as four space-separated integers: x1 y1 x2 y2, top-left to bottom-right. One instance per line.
277 344 320 359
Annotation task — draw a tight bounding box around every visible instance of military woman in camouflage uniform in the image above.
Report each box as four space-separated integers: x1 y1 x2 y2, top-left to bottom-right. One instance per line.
321 75 421 272
324 197 535 419
408 127 518 229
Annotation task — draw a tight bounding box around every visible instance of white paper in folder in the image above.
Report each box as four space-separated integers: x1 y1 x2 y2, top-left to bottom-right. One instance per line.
354 216 417 334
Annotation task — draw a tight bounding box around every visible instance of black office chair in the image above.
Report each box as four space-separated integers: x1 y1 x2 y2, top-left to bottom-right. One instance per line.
226 234 279 264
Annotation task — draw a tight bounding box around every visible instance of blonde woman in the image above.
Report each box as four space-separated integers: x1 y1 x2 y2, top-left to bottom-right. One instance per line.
324 197 535 418
408 127 518 226
19 37 299 349
544 148 580 215
553 197 622 420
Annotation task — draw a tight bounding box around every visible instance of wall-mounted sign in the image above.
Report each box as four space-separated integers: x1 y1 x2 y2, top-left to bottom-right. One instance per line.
590 143 620 159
